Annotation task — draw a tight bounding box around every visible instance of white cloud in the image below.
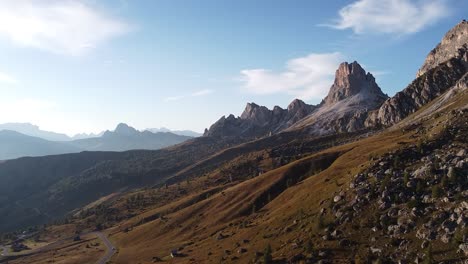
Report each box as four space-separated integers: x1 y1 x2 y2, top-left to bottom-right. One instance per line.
0 71 18 84
0 0 131 55
326 0 451 35
164 89 214 102
164 95 185 102
240 52 343 100
192 89 213 96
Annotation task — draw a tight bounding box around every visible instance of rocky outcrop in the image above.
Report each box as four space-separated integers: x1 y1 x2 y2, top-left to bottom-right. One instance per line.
328 113 468 262
417 20 468 77
288 61 388 134
323 61 386 106
366 58 467 127
366 21 468 127
204 99 316 138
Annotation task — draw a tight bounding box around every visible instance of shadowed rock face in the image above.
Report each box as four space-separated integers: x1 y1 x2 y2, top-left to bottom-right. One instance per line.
366 20 468 127
204 99 316 138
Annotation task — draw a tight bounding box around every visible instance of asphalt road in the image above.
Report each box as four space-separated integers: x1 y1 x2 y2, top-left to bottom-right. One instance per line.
0 231 116 264
94 232 117 264
0 246 8 256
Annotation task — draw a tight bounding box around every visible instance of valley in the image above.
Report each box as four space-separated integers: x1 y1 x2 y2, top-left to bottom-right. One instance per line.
0 7 466 264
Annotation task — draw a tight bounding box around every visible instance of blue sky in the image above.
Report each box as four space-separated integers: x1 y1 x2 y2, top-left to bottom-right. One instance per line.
0 0 465 135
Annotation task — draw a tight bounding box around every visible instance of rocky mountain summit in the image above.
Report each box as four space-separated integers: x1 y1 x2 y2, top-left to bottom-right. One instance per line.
288 61 388 134
105 123 139 136
204 99 316 138
323 61 386 106
366 20 468 127
206 61 387 138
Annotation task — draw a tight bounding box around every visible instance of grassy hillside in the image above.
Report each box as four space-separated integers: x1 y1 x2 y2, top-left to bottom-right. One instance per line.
6 84 465 263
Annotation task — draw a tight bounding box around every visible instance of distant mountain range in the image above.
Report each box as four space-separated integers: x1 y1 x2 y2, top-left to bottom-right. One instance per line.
0 123 192 160
0 123 73 141
0 123 201 141
145 127 202 137
0 130 81 160
68 123 193 152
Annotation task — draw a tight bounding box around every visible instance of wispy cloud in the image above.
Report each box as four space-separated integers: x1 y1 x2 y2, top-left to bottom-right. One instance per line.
164 89 214 102
240 52 343 100
192 89 213 97
0 0 132 56
324 0 451 35
0 71 18 84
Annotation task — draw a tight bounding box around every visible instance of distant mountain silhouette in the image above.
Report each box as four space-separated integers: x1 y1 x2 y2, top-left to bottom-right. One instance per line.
0 123 192 160
0 130 81 160
145 127 202 137
67 123 192 152
0 123 71 141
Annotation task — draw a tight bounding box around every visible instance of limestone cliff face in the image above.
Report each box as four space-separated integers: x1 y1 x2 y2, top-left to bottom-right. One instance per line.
366 20 468 127
323 61 386 106
288 61 388 135
417 20 468 78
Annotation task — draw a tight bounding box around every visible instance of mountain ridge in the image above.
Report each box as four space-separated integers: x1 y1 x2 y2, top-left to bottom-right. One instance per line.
205 60 388 138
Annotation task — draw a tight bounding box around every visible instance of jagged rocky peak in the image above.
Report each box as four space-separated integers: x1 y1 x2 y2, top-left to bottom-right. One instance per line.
287 99 308 112
323 61 385 106
240 102 275 127
417 20 468 77
204 99 316 138
114 123 138 135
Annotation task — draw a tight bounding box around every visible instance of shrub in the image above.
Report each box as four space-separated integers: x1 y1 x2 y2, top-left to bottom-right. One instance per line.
380 174 391 192
431 186 442 199
416 180 424 195
263 244 272 264
407 198 420 209
403 171 410 186
305 239 314 256
423 243 433 264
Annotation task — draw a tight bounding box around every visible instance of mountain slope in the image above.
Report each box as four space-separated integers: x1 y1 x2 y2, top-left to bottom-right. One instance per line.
95 83 467 264
0 130 81 160
366 20 467 127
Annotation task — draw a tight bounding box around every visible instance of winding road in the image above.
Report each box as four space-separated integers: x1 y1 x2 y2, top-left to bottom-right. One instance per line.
0 232 116 264
0 246 8 256
94 232 117 264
